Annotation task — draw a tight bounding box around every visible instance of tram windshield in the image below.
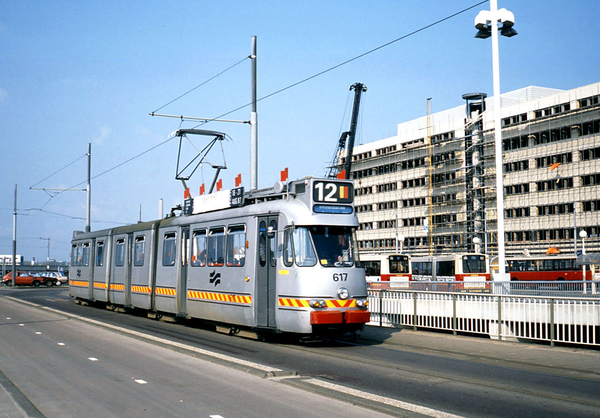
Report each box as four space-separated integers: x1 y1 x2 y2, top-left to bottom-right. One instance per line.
462 255 487 274
287 226 356 267
309 226 355 267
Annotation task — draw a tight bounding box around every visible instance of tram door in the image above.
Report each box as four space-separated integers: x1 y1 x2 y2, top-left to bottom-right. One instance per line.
177 226 190 318
124 233 133 308
256 217 277 328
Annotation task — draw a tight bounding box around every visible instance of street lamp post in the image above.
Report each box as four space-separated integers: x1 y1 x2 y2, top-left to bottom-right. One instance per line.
474 0 517 281
580 230 588 286
579 230 587 255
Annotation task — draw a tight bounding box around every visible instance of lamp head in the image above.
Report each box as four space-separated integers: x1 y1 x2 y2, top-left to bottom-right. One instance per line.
475 28 491 39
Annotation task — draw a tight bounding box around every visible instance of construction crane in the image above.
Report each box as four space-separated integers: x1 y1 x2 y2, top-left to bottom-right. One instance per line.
326 82 367 179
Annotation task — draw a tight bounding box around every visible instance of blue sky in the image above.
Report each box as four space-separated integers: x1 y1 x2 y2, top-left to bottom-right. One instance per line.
1 0 599 262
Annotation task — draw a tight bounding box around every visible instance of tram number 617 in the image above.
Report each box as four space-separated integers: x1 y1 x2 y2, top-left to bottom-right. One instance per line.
333 273 348 282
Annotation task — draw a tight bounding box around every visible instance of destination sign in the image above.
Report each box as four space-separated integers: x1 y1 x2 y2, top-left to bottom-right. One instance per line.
192 187 245 215
312 181 353 204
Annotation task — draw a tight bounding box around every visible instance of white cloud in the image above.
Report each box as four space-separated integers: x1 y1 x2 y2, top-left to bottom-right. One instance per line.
94 126 111 145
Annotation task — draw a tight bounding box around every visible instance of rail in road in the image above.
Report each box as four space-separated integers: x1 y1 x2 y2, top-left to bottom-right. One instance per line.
368 282 600 346
2 287 600 417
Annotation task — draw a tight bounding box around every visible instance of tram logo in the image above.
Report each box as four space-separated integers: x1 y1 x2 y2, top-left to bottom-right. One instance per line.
209 270 221 286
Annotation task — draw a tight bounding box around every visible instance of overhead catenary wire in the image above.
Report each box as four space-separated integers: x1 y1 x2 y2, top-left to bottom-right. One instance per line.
151 55 251 114
27 1 488 216
191 0 488 128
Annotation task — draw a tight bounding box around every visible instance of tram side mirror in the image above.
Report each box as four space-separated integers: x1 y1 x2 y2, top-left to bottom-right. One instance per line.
267 226 275 239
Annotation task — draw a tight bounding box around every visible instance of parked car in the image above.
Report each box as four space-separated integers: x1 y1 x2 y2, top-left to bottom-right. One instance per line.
2 271 42 287
38 271 66 286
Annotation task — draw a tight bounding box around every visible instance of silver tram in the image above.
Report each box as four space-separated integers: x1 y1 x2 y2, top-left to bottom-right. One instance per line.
69 177 370 336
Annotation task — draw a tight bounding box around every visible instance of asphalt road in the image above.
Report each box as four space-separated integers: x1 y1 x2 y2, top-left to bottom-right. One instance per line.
2 286 600 417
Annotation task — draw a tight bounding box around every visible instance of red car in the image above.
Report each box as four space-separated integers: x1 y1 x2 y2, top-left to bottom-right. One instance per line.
2 271 43 287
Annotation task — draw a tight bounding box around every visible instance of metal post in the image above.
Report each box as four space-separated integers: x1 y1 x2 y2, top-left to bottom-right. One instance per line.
497 295 502 341
413 292 418 331
250 36 258 191
86 143 91 233
490 0 507 281
549 298 555 346
12 184 17 286
452 294 457 336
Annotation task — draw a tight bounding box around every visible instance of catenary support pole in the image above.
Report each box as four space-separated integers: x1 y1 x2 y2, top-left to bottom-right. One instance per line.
12 184 17 286
250 36 258 191
86 143 91 232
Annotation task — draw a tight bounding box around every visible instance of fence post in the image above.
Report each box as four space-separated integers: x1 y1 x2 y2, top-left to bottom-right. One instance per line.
550 298 555 347
452 294 457 335
497 295 502 341
379 290 383 328
413 291 418 331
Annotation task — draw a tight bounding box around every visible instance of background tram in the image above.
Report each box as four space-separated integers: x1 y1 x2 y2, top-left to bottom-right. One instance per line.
411 253 490 291
69 177 370 337
505 255 594 281
358 253 412 289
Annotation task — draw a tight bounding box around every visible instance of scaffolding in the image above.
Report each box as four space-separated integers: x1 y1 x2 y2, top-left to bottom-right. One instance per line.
352 84 600 258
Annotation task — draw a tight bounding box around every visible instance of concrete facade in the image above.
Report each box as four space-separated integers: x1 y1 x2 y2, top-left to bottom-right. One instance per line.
351 82 600 258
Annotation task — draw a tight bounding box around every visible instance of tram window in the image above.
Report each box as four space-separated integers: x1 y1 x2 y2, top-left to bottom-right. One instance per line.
82 243 90 267
462 255 486 273
71 244 80 266
437 260 455 277
208 227 225 267
363 261 380 276
269 220 277 268
115 239 125 267
309 226 355 267
191 229 207 267
162 233 177 267
134 236 145 266
283 228 294 267
96 241 105 267
389 256 408 274
259 221 267 267
226 225 246 267
292 227 317 267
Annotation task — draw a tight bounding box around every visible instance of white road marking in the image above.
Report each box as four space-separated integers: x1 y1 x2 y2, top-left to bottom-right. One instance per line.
209 415 225 418
10 298 283 374
304 378 465 418
35 331 42 335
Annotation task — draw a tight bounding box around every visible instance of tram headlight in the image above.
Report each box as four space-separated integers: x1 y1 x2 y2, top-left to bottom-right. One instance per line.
337 287 349 300
355 298 369 308
309 299 327 308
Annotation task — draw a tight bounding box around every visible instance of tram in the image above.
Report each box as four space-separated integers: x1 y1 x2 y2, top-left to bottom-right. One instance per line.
505 255 594 281
358 253 412 289
411 253 490 291
69 177 370 336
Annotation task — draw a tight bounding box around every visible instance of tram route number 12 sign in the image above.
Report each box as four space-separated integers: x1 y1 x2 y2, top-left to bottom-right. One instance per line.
313 181 353 204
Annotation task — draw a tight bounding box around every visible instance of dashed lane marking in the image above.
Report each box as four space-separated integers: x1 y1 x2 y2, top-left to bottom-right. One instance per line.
7 296 283 375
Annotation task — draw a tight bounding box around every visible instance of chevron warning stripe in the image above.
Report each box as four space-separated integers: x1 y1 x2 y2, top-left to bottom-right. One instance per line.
156 287 176 296
188 291 251 304
69 280 88 287
132 286 151 294
278 298 357 308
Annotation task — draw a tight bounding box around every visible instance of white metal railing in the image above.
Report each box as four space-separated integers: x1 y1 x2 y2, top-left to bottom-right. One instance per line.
367 285 600 347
